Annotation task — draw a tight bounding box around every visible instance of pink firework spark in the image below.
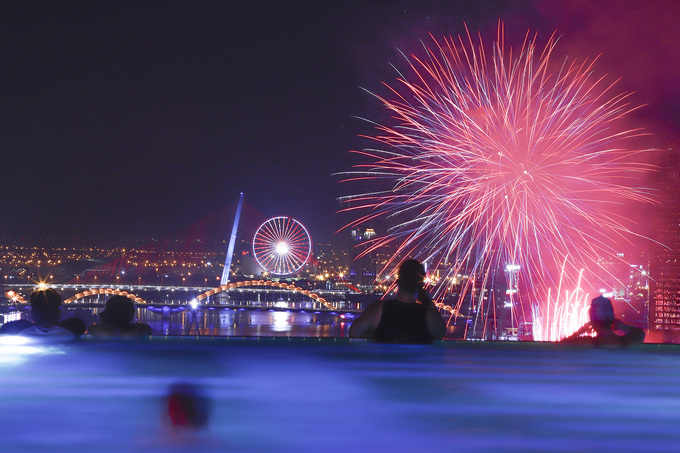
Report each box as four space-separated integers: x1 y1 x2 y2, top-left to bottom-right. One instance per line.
531 264 591 342
341 25 655 339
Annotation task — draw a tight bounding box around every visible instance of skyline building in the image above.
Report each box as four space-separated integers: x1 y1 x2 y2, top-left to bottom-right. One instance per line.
649 140 680 334
349 226 378 288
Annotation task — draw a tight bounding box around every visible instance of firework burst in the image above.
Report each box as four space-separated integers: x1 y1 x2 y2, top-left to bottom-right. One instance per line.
341 25 654 339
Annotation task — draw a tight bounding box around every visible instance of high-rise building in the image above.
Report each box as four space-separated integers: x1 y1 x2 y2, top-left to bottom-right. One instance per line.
349 226 378 288
649 140 680 334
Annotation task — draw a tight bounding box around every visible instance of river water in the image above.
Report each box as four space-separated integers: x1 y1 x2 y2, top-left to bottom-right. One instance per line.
63 306 353 338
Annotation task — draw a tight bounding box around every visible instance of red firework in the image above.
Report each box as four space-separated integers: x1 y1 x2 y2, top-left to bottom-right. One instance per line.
341 24 655 339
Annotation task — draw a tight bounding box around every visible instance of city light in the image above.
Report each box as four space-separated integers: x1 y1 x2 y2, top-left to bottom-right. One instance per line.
276 242 289 255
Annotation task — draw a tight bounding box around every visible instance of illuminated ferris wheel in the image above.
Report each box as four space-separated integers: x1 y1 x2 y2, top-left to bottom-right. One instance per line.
252 216 312 275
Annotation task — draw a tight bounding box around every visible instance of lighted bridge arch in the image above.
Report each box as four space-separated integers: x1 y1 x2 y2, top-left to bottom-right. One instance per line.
64 288 147 304
3 290 27 304
196 280 339 311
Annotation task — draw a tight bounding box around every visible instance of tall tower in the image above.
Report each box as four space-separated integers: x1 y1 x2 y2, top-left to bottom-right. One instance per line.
649 141 680 334
220 193 244 285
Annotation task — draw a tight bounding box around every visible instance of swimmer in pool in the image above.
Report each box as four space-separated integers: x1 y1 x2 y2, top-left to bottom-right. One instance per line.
88 295 151 339
12 289 80 340
562 295 645 346
165 382 211 430
349 259 446 344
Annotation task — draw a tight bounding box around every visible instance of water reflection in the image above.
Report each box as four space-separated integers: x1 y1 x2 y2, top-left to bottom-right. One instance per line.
63 307 352 338
0 336 66 365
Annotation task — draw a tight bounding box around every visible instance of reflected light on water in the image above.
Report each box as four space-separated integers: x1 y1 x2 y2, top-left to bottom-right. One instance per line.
271 311 292 332
0 336 65 365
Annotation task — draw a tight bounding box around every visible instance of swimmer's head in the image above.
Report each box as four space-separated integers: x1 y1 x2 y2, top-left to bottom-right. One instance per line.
100 295 136 327
30 289 62 326
166 383 210 429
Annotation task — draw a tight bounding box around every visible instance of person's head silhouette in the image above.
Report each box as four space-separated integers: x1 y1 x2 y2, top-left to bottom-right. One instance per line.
397 259 426 294
30 289 62 327
99 295 136 328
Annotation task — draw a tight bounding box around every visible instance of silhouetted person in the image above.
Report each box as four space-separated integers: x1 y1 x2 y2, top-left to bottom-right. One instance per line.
563 295 645 346
88 295 151 339
17 289 77 340
349 259 446 343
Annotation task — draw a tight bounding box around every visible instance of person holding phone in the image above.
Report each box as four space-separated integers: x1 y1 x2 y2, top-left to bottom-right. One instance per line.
349 259 446 344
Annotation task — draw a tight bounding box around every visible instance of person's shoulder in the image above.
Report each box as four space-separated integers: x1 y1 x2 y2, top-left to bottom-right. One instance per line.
364 300 386 315
0 319 32 334
126 323 152 337
134 323 152 333
19 324 77 341
58 317 86 337
348 300 385 339
88 324 119 339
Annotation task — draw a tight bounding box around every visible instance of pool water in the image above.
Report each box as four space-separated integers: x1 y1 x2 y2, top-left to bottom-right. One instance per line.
1 338 679 452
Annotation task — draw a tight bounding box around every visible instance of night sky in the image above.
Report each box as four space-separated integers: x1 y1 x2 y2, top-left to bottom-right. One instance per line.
2 0 679 245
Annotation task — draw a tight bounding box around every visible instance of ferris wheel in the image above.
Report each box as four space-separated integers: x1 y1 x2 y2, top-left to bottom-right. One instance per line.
252 216 312 275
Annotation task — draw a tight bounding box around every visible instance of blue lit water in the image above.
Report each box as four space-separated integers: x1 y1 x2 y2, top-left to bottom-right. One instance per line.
60 307 353 337
1 338 679 452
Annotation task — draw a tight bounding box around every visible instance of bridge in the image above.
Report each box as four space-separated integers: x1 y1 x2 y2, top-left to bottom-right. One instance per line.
2 281 365 313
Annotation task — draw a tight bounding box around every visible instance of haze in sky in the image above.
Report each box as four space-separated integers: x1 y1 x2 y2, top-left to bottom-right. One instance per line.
1 0 678 245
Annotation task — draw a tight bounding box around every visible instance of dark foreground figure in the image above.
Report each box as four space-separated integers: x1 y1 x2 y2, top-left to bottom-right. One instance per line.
562 295 645 346
0 289 85 340
349 259 446 344
88 295 151 339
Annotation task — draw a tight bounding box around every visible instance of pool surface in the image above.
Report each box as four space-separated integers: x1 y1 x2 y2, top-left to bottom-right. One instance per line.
1 338 679 452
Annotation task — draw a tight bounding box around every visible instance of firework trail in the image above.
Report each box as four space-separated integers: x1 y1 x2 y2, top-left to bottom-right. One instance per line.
341 25 654 339
531 263 591 342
